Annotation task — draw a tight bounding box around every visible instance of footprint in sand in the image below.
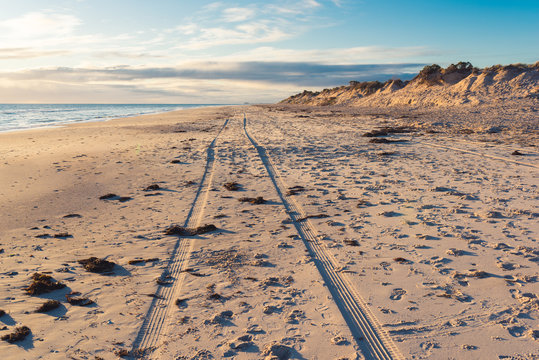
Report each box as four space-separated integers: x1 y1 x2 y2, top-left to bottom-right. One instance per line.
389 288 406 300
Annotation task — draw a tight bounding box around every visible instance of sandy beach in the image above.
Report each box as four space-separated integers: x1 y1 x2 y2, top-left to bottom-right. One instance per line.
0 105 537 359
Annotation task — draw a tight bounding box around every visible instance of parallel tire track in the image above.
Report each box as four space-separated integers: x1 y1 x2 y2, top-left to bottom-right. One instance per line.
242 114 403 360
131 119 229 358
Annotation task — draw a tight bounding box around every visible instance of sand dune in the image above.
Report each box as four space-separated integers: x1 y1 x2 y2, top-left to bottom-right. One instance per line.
281 62 539 107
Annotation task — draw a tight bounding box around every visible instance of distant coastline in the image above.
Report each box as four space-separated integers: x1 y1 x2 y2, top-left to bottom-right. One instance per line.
0 104 230 133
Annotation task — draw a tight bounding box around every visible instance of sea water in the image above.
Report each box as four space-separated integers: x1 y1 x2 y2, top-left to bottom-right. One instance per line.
0 104 222 133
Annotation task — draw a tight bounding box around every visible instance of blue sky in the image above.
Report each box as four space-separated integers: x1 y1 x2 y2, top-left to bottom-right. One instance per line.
0 0 537 103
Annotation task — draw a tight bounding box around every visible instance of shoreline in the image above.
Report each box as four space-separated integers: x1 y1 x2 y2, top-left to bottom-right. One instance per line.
0 103 232 134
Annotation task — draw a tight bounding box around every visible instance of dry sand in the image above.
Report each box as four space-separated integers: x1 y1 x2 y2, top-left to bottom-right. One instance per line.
0 105 537 359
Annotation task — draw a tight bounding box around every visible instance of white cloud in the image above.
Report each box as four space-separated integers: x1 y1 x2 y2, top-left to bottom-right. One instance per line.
0 48 70 59
222 7 255 22
0 11 81 45
175 21 289 50
302 0 322 8
218 46 437 64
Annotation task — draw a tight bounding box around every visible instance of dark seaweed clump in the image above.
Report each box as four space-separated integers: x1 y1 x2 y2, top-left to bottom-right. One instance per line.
25 273 66 295
224 182 241 191
164 224 217 236
78 257 115 273
1 326 30 343
35 300 60 313
238 197 266 204
65 292 94 306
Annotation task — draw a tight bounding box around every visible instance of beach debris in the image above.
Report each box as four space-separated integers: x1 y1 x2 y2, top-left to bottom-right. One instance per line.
393 257 411 264
363 126 414 137
262 342 291 360
53 232 71 238
65 292 94 306
144 192 162 197
1 326 30 343
128 258 159 265
164 224 217 236
25 273 66 295
378 151 398 156
63 214 82 218
175 298 188 308
78 257 115 273
99 193 117 200
286 185 306 196
0 310 5 317
170 159 181 164
35 300 61 313
343 239 360 246
296 213 329 222
181 268 206 277
223 182 240 191
144 184 161 191
369 138 408 144
146 293 164 299
511 150 524 156
99 193 131 202
35 233 51 239
115 349 130 357
238 196 266 204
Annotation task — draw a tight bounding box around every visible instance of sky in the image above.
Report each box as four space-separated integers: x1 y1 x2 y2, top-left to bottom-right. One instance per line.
0 0 537 104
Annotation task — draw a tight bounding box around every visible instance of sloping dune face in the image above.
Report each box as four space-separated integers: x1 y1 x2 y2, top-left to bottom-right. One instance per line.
281 62 539 107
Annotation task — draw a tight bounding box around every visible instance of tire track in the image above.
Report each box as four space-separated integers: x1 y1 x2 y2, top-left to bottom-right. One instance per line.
242 114 404 360
130 118 229 358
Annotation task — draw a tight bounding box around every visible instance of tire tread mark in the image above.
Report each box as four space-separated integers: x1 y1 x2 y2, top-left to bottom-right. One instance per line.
242 115 403 360
130 119 229 358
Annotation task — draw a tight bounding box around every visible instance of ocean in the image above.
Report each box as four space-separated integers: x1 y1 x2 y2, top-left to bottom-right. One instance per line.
0 104 222 133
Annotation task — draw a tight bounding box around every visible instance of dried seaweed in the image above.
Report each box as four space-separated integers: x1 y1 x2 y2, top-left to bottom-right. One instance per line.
1 326 30 343
25 273 66 295
164 224 217 236
78 257 115 273
238 196 266 204
35 300 60 313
